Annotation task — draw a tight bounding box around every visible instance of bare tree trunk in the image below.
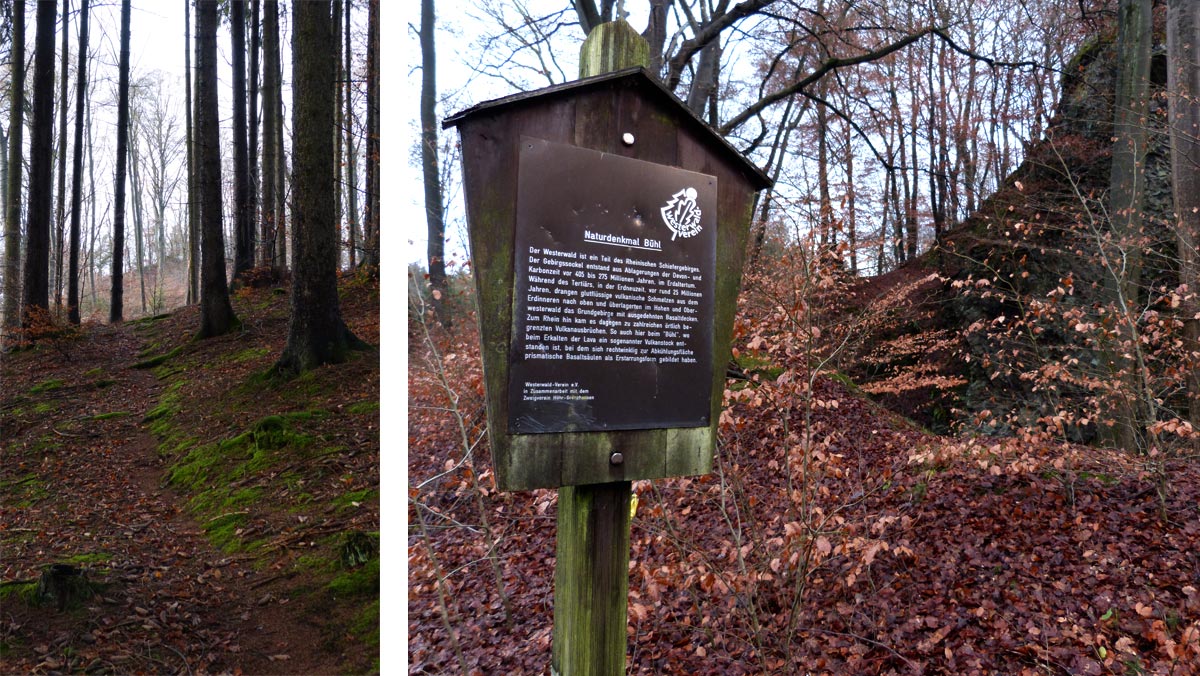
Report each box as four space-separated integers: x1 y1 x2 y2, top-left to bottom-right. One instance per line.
642 0 668 77
110 0 131 323
1102 0 1153 451
185 0 198 304
333 0 343 270
886 59 909 264
262 0 280 270
231 0 253 279
816 97 833 252
54 0 69 315
22 0 58 326
196 0 239 338
273 13 287 274
845 116 857 275
749 94 803 266
421 0 448 323
1167 0 1200 436
345 0 359 269
276 0 364 375
362 0 379 270
686 41 721 118
130 123 147 314
86 70 96 312
2 0 25 333
249 0 260 269
68 0 89 324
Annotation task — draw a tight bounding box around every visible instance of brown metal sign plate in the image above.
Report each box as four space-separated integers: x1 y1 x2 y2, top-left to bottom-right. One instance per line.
508 137 717 434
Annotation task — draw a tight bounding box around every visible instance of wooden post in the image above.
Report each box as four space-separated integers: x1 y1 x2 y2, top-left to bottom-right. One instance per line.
551 20 649 676
553 483 633 675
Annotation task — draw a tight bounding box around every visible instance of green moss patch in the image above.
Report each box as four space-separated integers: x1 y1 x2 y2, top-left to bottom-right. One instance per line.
91 411 129 421
334 489 378 512
328 557 379 597
132 345 184 370
230 346 270 363
29 378 66 394
203 512 252 552
347 400 379 415
143 389 182 439
64 552 113 566
0 580 40 606
0 474 49 507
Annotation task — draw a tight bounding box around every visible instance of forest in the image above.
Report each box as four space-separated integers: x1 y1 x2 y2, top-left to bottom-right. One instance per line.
2 1 381 674
409 0 1199 674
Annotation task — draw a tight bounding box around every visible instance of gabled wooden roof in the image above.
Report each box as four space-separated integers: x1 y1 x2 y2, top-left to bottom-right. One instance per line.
443 66 773 191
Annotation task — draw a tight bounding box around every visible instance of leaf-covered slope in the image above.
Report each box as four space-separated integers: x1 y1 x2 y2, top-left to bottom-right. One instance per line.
1 276 380 675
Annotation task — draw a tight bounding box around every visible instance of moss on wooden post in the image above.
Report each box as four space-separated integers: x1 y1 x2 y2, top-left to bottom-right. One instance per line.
551 21 650 676
578 20 649 78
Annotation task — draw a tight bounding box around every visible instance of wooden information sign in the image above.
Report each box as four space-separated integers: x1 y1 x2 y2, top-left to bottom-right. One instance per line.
445 67 770 492
510 137 717 434
445 23 769 675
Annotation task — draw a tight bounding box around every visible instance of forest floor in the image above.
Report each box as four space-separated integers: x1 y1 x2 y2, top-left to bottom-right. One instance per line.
1 274 380 675
407 300 1200 675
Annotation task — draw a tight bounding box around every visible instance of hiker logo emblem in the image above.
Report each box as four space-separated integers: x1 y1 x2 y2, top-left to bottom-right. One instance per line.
660 187 702 240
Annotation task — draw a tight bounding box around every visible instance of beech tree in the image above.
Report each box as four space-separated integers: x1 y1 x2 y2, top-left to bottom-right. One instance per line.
420 0 447 324
1101 0 1153 452
2 0 25 333
361 0 379 270
344 0 360 268
21 0 57 326
185 0 198 303
110 0 131 323
261 0 282 271
1166 0 1200 436
195 0 238 338
67 0 89 324
231 0 253 279
275 0 364 375
53 0 69 314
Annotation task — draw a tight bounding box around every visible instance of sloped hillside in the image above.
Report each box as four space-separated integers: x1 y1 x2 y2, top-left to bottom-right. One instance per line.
836 32 1184 442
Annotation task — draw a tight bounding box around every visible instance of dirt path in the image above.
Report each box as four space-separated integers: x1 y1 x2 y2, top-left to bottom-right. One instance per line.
2 319 347 674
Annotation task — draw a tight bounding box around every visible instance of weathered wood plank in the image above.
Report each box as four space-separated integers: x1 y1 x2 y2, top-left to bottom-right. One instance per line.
552 482 633 676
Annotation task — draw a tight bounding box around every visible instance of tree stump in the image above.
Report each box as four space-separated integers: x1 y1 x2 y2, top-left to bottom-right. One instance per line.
37 564 93 611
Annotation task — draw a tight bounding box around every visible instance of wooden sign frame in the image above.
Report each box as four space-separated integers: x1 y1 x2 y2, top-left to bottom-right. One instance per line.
445 68 771 492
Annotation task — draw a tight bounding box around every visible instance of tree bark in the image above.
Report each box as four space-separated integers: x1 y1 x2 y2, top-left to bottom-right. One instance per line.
362 0 379 270
273 14 287 274
249 0 260 269
333 0 343 270
185 0 198 304
262 0 281 270
130 122 147 314
54 0 69 314
845 115 857 274
68 0 89 324
86 70 96 311
1102 0 1153 451
641 0 668 78
22 0 58 326
345 0 359 269
1167 0 1200 436
421 0 448 324
232 0 253 279
276 0 364 375
110 0 131 323
2 0 25 332
195 0 239 338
